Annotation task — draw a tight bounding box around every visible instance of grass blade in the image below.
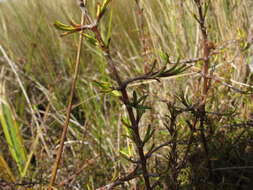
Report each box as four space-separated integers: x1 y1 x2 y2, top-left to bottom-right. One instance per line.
0 82 27 176
0 153 16 183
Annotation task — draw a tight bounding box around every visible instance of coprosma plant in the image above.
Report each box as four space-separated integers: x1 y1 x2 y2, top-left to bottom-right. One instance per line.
49 0 192 189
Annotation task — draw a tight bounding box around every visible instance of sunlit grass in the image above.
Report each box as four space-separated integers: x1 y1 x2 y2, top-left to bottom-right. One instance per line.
0 0 253 189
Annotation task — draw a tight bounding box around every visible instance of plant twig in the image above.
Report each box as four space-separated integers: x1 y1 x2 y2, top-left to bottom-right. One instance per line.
194 0 213 182
87 3 152 189
213 166 253 171
145 140 173 159
58 156 98 186
96 166 140 190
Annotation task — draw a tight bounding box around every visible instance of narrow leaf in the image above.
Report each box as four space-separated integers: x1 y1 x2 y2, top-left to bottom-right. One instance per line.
0 154 16 182
54 21 76 32
159 51 169 63
83 33 98 46
111 90 122 97
0 95 27 176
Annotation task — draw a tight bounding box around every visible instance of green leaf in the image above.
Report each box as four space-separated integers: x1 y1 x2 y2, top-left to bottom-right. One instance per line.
54 21 76 32
133 91 138 105
159 51 169 63
135 105 151 110
136 95 148 105
83 33 98 46
97 0 112 19
93 80 115 94
143 125 155 144
121 117 131 128
204 0 211 18
0 85 27 176
101 0 111 12
119 148 131 158
122 124 136 142
105 9 113 47
190 12 200 23
93 80 111 89
96 3 101 18
111 90 122 97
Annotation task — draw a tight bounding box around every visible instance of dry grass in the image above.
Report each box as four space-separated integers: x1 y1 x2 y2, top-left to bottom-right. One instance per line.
0 0 253 189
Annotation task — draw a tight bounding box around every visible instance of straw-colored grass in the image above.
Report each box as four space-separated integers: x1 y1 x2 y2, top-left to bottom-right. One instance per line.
0 0 253 189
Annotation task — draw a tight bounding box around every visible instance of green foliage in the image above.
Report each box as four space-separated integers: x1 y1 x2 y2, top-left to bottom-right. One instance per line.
54 20 76 32
83 33 99 46
96 0 112 20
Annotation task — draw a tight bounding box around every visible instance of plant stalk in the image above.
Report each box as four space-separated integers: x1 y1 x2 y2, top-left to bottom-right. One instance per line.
92 24 152 190
48 13 85 189
194 0 213 181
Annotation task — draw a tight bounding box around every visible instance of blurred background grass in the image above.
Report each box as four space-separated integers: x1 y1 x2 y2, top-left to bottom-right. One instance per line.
0 0 253 189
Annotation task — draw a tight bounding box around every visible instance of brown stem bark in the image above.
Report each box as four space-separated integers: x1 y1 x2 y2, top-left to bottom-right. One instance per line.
194 0 214 182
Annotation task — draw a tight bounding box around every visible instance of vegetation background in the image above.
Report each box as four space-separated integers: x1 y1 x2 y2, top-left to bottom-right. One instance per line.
0 0 253 189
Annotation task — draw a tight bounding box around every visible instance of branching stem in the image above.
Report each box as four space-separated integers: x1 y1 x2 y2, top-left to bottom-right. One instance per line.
194 0 213 182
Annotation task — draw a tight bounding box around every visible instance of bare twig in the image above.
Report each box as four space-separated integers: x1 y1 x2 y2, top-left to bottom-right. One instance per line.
145 141 173 159
213 166 253 171
58 156 98 186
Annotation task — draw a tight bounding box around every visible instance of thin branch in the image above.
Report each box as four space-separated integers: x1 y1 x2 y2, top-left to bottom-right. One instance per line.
96 166 140 190
58 156 98 186
145 140 173 159
194 0 213 181
213 166 253 171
